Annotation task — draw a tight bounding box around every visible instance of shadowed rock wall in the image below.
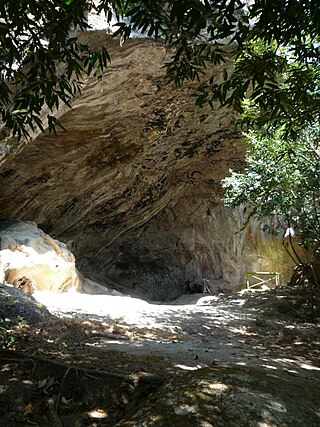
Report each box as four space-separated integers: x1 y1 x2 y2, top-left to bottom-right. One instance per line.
0 33 294 300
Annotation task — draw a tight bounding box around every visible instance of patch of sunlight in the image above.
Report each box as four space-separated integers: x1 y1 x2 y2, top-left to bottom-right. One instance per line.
200 421 217 427
299 363 320 371
174 404 197 415
258 420 274 427
285 369 299 375
266 400 287 413
86 340 143 347
87 408 108 419
174 364 202 371
229 326 255 336
232 298 247 306
141 332 158 339
273 357 295 364
34 291 152 323
207 382 229 392
22 380 33 385
0 385 8 394
262 365 278 370
148 415 163 423
273 358 320 371
1 247 71 269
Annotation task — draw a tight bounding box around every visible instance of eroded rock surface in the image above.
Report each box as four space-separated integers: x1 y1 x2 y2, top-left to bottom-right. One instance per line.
116 365 320 427
0 33 295 300
0 220 82 292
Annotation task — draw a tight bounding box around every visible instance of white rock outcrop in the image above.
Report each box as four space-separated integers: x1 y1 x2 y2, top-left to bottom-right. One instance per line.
0 220 82 292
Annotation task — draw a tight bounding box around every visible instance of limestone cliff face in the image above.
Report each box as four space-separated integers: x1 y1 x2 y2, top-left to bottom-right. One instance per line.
0 33 291 300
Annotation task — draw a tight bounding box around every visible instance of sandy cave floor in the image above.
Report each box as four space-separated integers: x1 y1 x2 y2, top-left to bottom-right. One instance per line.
32 286 320 374
1 285 320 426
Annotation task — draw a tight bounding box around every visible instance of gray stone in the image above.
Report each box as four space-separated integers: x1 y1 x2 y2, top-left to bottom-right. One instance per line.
0 284 52 325
116 365 320 426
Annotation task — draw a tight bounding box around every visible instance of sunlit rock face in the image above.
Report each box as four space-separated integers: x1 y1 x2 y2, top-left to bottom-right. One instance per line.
0 220 82 292
0 32 279 300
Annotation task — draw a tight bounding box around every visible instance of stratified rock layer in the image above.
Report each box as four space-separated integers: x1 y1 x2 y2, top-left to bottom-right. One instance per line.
0 33 294 300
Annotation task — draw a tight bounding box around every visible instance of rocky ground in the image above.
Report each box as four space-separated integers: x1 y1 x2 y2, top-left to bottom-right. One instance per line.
0 284 320 426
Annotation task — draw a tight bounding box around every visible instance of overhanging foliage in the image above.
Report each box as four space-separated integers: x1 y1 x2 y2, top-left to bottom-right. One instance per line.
0 1 319 137
222 125 320 258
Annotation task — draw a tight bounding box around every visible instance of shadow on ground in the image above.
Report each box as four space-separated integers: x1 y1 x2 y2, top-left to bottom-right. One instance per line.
0 286 319 426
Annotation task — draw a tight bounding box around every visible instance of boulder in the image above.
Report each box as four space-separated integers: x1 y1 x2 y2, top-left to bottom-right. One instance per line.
115 365 320 427
0 219 82 292
0 284 52 325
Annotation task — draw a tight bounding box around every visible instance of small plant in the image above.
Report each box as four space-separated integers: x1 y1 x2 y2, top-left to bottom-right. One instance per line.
17 315 29 326
0 320 16 348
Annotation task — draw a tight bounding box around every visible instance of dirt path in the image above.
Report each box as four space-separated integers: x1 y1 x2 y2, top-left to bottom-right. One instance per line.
33 287 320 373
1 285 319 426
